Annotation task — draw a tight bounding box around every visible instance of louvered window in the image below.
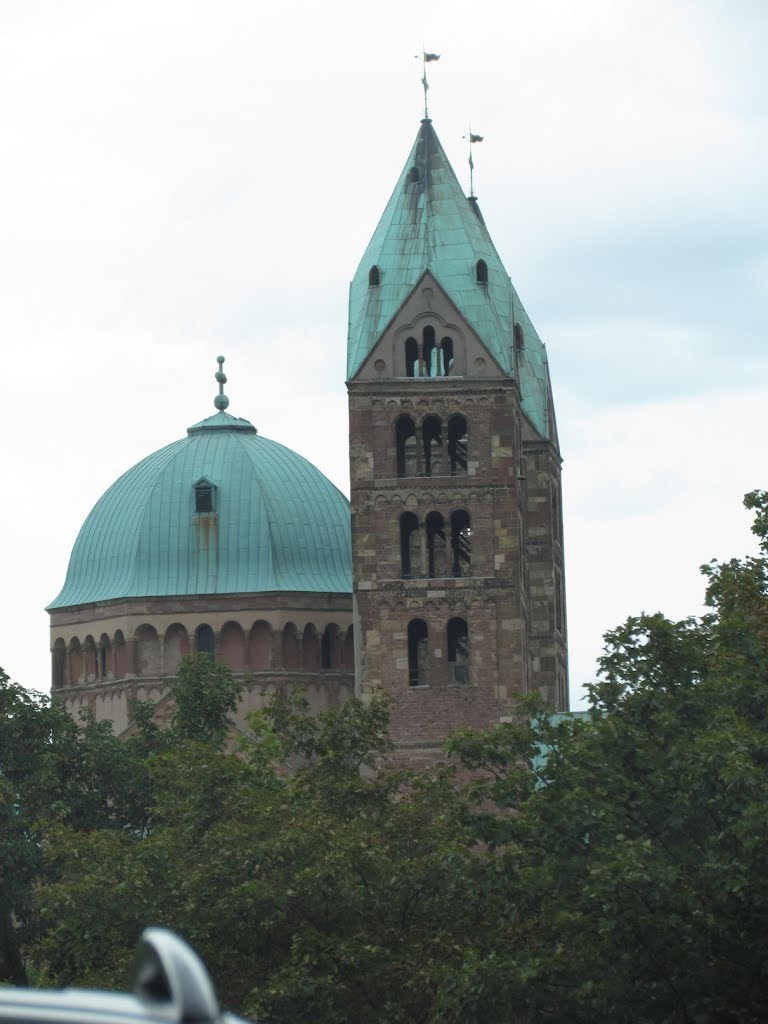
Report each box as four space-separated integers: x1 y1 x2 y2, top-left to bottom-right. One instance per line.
195 484 214 513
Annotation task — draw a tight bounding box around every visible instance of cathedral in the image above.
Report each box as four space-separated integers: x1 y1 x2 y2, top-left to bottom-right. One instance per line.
48 116 568 751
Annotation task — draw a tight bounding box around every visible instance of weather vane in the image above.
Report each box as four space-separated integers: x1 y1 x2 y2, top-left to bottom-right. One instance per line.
214 355 229 411
415 49 440 119
463 128 484 197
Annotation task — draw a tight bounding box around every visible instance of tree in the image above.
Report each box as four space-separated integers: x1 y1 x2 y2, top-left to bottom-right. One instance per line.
442 493 768 1023
167 655 244 749
29 692 495 1022
19 493 768 1021
0 671 149 984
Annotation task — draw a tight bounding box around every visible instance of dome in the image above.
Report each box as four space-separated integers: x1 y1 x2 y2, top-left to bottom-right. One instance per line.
49 408 352 609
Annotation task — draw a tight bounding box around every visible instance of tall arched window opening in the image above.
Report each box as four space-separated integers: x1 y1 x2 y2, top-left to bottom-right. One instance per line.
405 337 419 377
448 415 468 475
395 416 417 477
220 621 247 672
301 624 319 670
451 510 471 577
99 634 111 680
552 491 560 542
441 336 454 375
282 623 299 669
249 621 273 670
447 618 469 684
422 415 443 476
195 624 215 659
426 511 447 578
113 631 127 679
321 624 340 670
164 623 189 676
136 625 161 675
407 619 429 687
68 638 83 686
476 259 488 285
368 265 380 287
400 512 420 578
83 636 97 683
52 638 66 689
423 326 437 377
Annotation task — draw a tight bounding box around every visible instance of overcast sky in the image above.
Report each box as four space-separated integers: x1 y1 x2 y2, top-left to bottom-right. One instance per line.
1 0 766 707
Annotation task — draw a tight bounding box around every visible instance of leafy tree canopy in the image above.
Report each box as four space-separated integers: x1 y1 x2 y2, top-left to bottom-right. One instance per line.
10 492 768 1022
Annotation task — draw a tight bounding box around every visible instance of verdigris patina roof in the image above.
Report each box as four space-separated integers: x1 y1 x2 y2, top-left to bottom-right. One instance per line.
48 400 352 609
347 118 553 440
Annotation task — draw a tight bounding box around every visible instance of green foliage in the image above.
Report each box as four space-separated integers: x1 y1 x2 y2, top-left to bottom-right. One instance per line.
9 494 768 1022
168 655 244 749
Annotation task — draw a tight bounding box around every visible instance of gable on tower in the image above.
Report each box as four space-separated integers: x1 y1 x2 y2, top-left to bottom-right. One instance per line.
347 118 555 441
353 270 507 381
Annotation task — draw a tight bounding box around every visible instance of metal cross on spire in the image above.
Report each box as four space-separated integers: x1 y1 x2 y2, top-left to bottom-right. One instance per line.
415 49 440 119
463 128 484 197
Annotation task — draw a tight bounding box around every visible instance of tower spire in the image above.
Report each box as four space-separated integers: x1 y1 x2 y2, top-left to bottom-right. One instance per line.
415 49 440 119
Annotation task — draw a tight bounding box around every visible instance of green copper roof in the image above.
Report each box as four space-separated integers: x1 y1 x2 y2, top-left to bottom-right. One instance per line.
347 119 553 439
48 414 352 609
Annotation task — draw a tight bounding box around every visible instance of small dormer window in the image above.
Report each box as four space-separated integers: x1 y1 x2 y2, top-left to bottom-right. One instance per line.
368 265 380 287
476 259 488 285
194 480 215 513
407 166 420 183
514 323 525 351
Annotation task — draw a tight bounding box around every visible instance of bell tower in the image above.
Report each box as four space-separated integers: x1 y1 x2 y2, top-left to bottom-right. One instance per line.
346 119 567 756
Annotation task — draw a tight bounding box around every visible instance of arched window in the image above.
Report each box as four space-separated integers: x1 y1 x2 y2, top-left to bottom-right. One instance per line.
302 623 321 670
552 491 560 542
220 621 247 672
441 336 454 375
368 265 380 287
282 623 299 669
136 624 161 675
451 510 471 577
400 512 420 578
195 624 215 659
423 326 437 377
448 415 468 475
407 166 420 183
395 415 417 477
99 633 111 680
405 337 419 378
422 415 442 476
447 618 469 685
322 624 341 670
407 619 429 687
68 637 83 686
476 259 488 285
83 635 97 683
113 630 127 679
52 638 66 689
426 511 447 578
164 623 189 676
250 621 273 670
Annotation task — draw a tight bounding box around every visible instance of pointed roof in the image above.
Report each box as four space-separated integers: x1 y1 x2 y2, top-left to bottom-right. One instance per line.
347 119 554 441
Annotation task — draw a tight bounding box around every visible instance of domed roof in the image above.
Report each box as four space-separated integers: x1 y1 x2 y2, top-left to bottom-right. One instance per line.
48 378 352 610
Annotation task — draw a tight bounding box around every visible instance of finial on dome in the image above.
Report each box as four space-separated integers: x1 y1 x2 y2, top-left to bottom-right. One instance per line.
214 354 230 411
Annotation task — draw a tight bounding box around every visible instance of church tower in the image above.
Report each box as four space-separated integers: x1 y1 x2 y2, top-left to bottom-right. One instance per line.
346 118 567 755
